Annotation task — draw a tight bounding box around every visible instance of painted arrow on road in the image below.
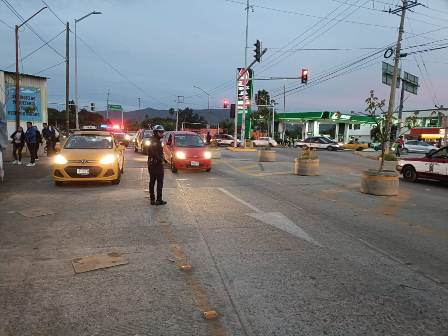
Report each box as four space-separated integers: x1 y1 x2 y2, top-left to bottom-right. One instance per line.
218 188 321 247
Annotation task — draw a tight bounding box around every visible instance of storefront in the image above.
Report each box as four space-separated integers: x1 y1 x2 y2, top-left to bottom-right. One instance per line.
0 70 48 136
276 111 376 142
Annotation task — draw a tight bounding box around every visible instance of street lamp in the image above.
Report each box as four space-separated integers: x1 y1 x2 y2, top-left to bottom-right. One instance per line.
15 6 47 128
193 85 211 122
74 10 102 129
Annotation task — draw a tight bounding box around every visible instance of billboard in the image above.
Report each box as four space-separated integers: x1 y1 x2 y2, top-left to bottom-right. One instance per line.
6 85 42 122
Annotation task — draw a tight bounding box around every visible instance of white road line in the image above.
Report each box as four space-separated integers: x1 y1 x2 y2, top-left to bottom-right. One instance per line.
217 187 260 212
218 188 321 247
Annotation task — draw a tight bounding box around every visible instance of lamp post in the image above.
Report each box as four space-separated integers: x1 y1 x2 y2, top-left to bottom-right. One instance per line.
193 85 211 126
15 6 47 128
74 10 102 129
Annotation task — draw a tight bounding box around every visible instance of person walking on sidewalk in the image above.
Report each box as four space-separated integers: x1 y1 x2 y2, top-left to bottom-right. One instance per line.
24 122 38 166
10 126 25 165
42 123 56 156
147 125 166 205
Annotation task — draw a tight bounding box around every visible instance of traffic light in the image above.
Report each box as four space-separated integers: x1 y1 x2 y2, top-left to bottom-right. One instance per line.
90 102 95 111
230 104 236 119
223 99 229 108
254 39 262 62
301 69 309 84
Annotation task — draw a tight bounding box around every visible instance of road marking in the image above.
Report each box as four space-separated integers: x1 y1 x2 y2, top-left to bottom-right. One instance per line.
217 187 260 212
218 188 321 247
176 178 189 181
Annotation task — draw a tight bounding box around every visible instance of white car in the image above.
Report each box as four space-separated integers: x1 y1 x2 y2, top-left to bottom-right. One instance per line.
213 134 241 146
401 140 438 154
396 146 448 182
294 136 341 151
252 137 278 147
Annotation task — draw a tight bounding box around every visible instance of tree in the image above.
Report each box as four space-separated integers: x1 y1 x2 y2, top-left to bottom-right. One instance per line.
219 119 234 134
365 90 388 171
78 110 105 127
252 90 272 132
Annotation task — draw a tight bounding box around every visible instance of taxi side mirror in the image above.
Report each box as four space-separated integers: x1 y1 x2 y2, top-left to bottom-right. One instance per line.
55 142 61 153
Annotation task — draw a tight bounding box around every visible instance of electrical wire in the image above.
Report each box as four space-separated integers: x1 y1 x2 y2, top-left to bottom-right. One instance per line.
1 0 66 59
73 32 171 109
33 60 65 75
41 0 65 26
1 28 65 69
224 0 397 29
0 16 14 29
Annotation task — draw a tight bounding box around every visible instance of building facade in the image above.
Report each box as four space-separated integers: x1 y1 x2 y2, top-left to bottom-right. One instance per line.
276 112 376 143
0 70 48 136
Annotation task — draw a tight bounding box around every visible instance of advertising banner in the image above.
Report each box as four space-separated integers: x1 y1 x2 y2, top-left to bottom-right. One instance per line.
6 85 42 122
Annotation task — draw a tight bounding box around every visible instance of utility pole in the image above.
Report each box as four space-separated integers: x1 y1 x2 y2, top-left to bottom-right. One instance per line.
385 0 420 151
138 97 141 110
106 89 110 120
65 22 70 131
14 6 47 128
397 82 405 136
283 81 286 113
240 0 251 147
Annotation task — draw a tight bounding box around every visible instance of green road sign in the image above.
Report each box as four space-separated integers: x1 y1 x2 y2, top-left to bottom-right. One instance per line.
108 104 123 111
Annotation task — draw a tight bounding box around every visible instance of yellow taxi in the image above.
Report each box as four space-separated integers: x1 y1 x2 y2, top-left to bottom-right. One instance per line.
342 141 369 151
52 130 125 186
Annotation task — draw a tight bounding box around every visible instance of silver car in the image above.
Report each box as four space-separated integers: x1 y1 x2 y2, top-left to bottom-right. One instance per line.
402 140 438 154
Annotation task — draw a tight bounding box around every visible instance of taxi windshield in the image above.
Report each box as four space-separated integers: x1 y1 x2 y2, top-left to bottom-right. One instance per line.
64 135 113 149
175 134 204 147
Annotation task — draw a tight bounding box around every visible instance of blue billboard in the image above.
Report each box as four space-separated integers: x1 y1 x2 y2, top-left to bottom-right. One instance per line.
6 85 42 122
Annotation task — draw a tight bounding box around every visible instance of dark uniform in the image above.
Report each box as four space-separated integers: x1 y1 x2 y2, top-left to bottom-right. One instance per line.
147 134 165 203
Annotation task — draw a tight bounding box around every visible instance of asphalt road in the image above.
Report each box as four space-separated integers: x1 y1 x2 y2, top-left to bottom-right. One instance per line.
0 147 447 335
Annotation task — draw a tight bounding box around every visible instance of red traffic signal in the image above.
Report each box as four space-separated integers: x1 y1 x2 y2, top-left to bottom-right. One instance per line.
301 69 309 84
223 99 229 108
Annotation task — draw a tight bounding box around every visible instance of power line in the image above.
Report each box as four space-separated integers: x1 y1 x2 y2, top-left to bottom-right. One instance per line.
0 16 14 29
41 0 65 26
1 28 65 69
224 0 397 29
73 32 171 109
1 0 65 59
33 60 65 75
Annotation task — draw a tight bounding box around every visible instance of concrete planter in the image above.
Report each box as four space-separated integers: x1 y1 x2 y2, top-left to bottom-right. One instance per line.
293 158 319 176
360 169 399 196
258 149 276 162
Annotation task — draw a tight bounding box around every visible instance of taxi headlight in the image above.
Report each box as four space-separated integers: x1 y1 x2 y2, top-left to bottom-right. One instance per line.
204 151 212 159
144 140 151 146
175 151 186 160
125 134 131 140
99 154 116 165
54 154 68 165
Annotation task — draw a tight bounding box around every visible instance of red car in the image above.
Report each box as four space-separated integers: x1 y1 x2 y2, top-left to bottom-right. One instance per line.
163 131 212 173
396 146 448 182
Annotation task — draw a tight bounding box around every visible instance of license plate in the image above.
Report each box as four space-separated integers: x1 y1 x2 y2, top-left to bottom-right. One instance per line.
77 168 90 175
190 161 199 167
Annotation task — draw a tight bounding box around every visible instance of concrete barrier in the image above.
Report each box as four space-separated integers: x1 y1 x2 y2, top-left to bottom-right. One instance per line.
293 158 319 176
258 149 276 162
360 169 399 196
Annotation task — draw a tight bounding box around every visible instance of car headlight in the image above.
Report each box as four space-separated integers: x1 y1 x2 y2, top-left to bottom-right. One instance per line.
144 140 151 146
54 154 68 165
175 151 186 160
204 151 212 159
125 134 131 140
99 154 116 165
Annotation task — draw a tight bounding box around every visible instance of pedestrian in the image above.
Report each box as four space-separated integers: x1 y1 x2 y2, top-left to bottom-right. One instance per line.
147 125 166 205
395 135 405 157
206 131 211 145
10 126 25 165
24 122 38 166
42 123 56 156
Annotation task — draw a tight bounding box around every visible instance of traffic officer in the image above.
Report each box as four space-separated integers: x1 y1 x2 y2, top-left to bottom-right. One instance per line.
147 125 166 205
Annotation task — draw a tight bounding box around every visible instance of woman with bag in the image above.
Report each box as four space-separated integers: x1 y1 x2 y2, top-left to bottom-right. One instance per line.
10 126 25 165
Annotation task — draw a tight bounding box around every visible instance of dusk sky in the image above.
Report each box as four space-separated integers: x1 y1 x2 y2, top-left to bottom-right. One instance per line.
1 0 447 113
